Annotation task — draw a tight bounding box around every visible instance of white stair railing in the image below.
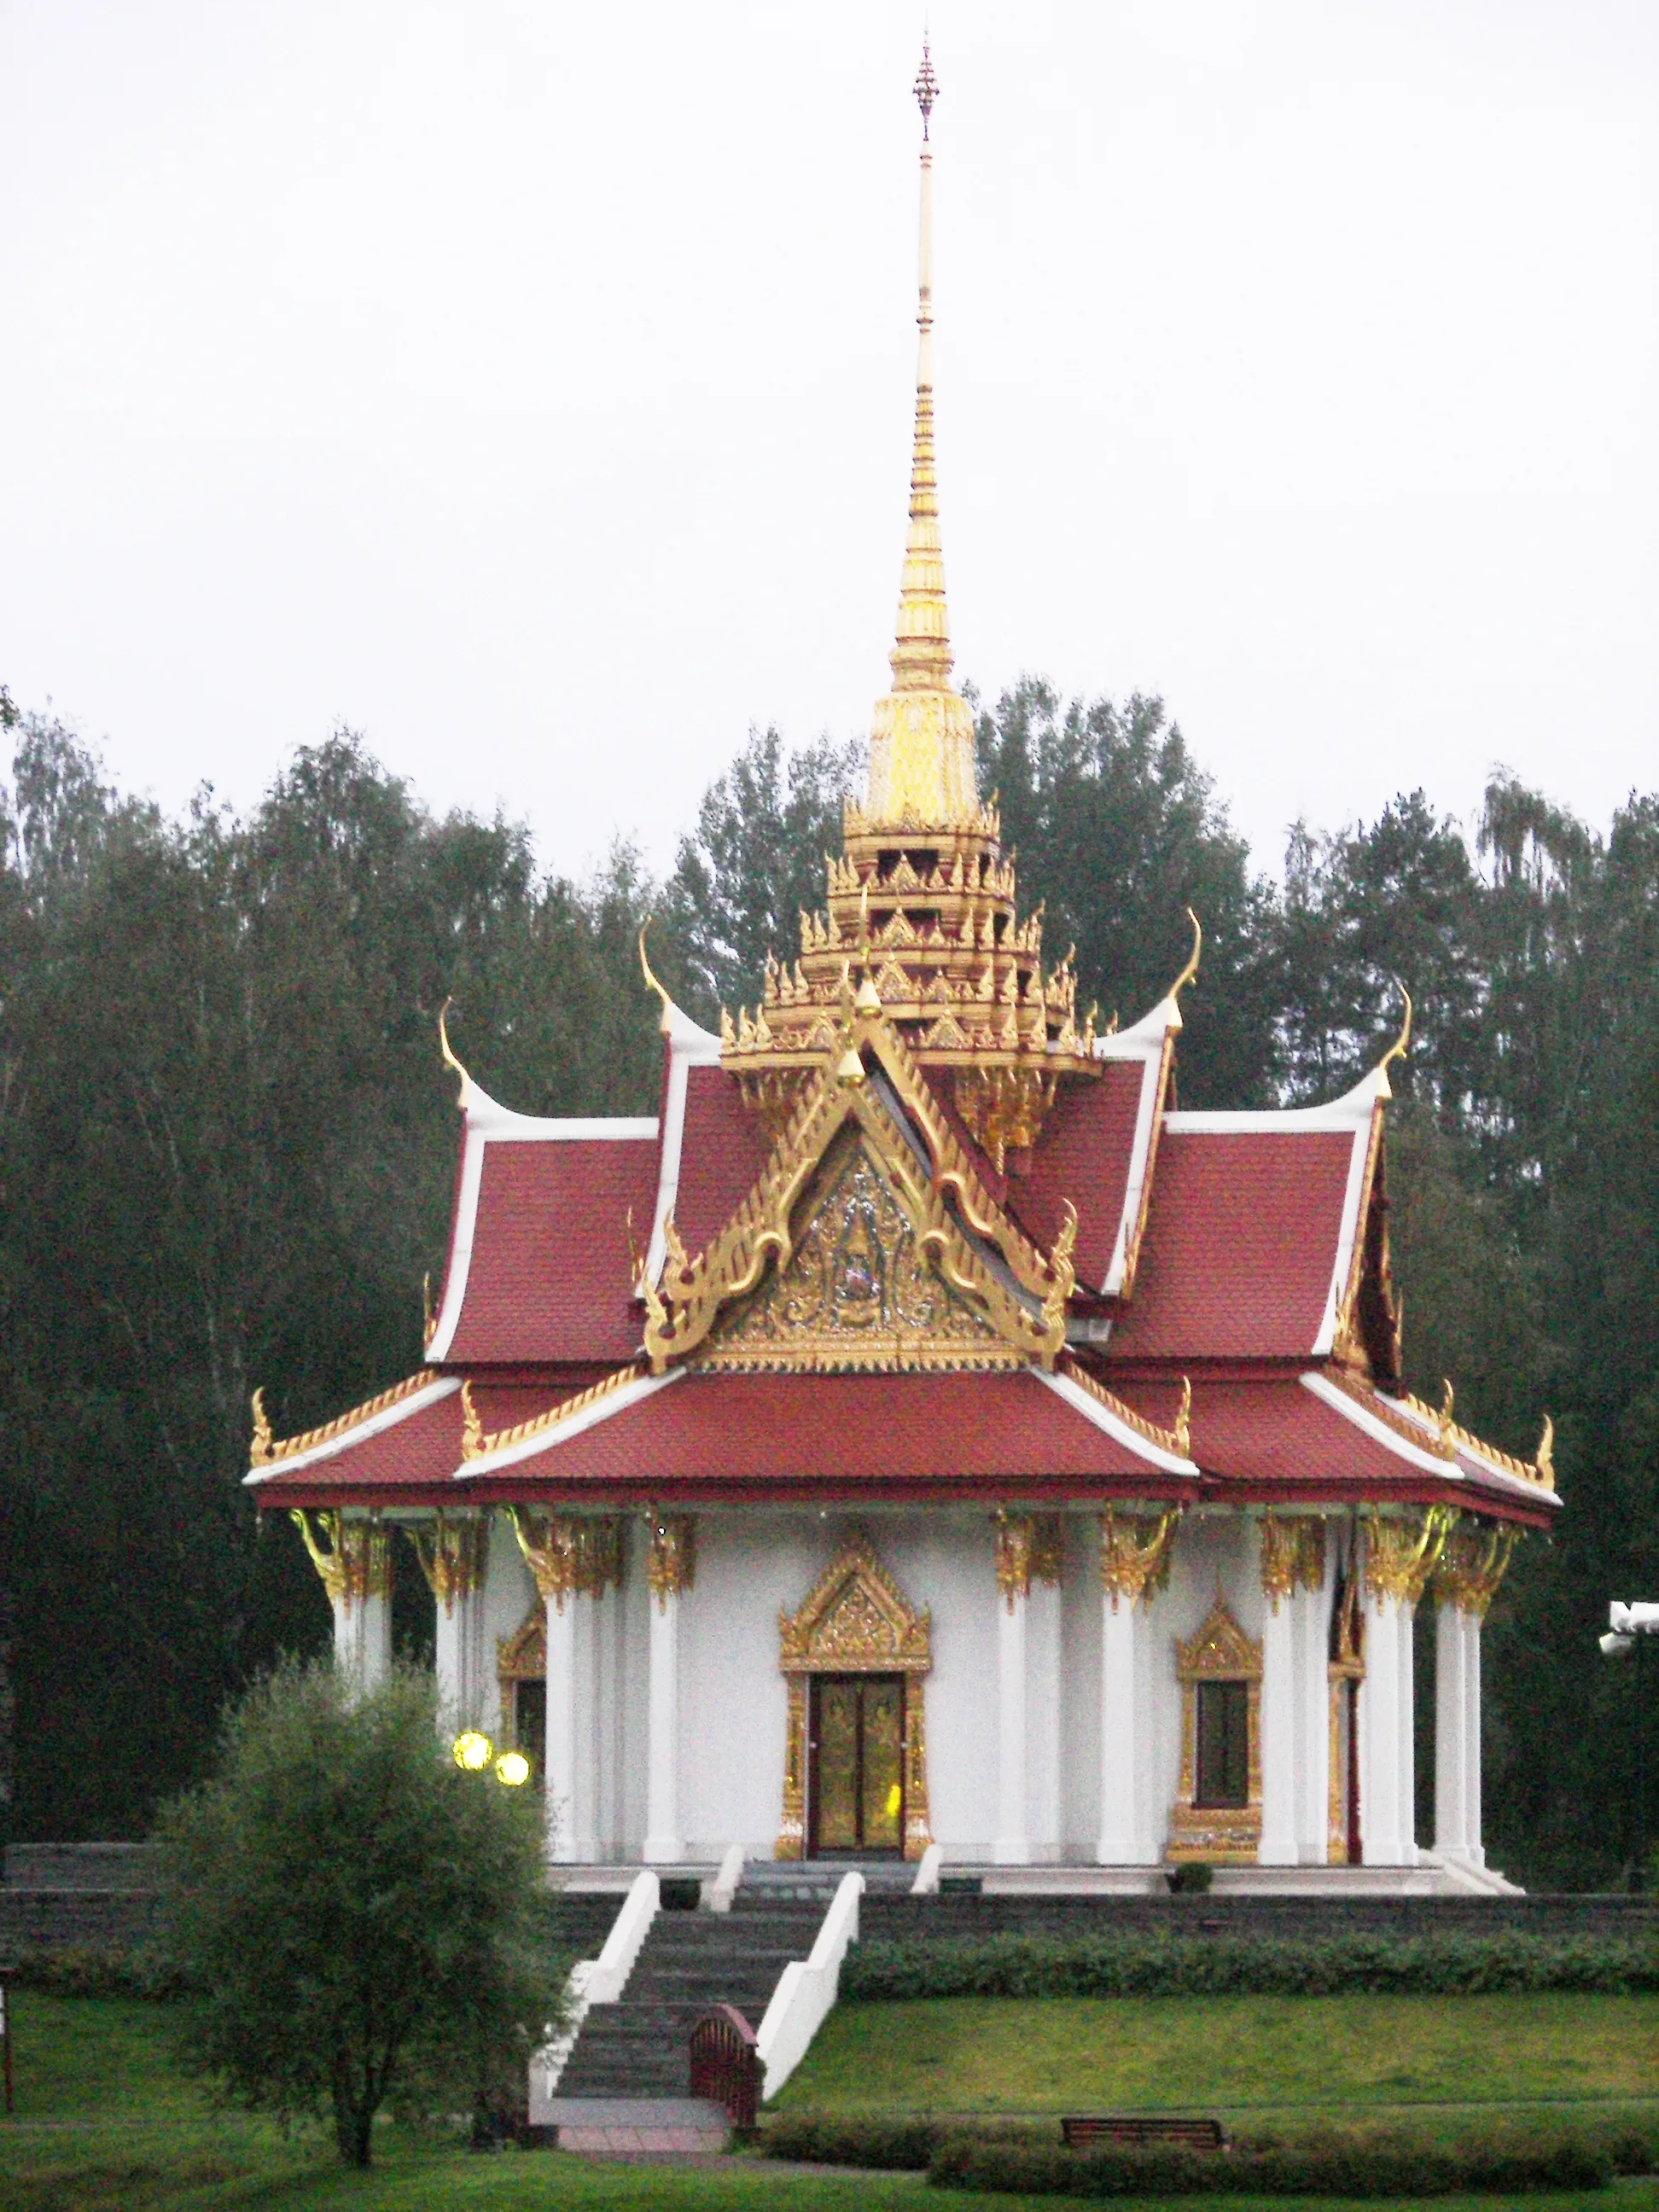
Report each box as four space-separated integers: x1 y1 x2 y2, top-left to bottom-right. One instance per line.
529 1869 660 2107
754 1869 863 2100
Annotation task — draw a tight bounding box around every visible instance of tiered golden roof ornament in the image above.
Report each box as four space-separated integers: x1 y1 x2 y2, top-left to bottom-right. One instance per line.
719 43 1100 1173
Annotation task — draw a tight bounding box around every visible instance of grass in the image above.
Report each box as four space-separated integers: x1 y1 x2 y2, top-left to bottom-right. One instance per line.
1 1990 1656 2211
776 1994 1659 2129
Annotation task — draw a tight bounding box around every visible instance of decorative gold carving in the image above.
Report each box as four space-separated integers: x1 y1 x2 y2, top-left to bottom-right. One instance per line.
510 1509 626 1613
1536 1415 1555 1489
994 1513 1033 1610
1168 1598 1262 1864
637 919 673 1023
1432 1520 1518 1620
248 1372 433 1471
438 996 470 1105
472 1365 646 1458
706 1134 1004 1371
1391 1383 1556 1492
1169 906 1202 1000
1173 1376 1192 1460
1057 1356 1192 1463
497 1604 546 1745
1039 1203 1078 1339
1029 1514 1064 1588
953 1064 1057 1174
1381 975 1412 1071
1436 1378 1458 1458
409 1511 488 1615
646 1511 696 1610
1259 1513 1297 1615
1295 1518 1328 1592
776 1535 933 1861
1099 1505 1180 1612
289 1510 391 1611
1365 1507 1456 1606
461 1379 483 1460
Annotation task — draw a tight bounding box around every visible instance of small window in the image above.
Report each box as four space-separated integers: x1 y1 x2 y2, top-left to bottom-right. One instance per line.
514 1678 546 1781
1196 1679 1249 1807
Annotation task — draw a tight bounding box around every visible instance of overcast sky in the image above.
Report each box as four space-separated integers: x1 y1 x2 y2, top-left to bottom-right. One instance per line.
3 1 1655 883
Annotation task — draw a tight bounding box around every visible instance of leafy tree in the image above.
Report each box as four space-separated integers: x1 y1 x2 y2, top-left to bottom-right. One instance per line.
974 678 1280 1108
660 725 864 1021
155 1660 558 2166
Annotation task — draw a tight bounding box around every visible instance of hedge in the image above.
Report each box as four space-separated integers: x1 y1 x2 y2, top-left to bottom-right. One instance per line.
841 1928 1659 2000
762 2114 1659 2187
5 1946 186 2000
928 2133 1616 2197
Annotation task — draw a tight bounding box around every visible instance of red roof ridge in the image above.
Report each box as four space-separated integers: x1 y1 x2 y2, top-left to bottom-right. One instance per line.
247 1371 452 1476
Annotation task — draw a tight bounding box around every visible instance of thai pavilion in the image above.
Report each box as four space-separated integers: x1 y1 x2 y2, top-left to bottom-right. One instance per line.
247 53 1557 1891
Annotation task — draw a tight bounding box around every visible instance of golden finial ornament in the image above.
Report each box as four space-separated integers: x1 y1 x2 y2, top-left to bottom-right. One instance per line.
460 1378 482 1461
1382 975 1413 1070
1169 908 1202 1000
249 1387 273 1469
437 998 471 1107
638 920 674 1028
1173 1376 1193 1459
1436 1377 1457 1458
1535 1413 1555 1488
864 37 978 829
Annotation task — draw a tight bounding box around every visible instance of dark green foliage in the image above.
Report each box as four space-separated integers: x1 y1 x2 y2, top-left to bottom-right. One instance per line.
8 1946 185 2000
975 678 1279 1108
153 1660 561 2167
1165 1861 1213 1895
927 2130 1615 2197
0 719 657 1842
841 1929 1659 2001
762 2114 948 2168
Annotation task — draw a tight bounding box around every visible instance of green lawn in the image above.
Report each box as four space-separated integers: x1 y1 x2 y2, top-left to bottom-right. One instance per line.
777 1994 1659 2131
2 1990 1656 2212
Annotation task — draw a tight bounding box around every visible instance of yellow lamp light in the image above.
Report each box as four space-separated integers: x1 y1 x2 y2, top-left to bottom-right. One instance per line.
452 1730 493 1773
495 1750 532 1788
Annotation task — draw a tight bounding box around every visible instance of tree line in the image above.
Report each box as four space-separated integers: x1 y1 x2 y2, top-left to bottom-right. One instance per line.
0 678 1653 1885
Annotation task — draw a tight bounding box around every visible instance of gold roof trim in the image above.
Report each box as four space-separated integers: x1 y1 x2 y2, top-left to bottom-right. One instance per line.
1324 1368 1553 1492
248 1371 434 1472
463 1364 649 1464
1056 1354 1190 1464
1395 1386 1555 1492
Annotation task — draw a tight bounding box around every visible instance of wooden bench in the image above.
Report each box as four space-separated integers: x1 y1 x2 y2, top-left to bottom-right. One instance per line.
1062 2116 1230 2153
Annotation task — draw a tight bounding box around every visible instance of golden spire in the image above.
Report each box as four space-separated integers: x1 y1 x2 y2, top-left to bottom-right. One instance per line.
866 38 979 829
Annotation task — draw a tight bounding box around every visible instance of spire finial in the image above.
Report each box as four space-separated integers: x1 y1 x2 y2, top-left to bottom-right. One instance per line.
914 35 938 138
865 35 979 829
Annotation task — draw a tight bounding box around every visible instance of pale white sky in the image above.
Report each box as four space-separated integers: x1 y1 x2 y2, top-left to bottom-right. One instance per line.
3 1 1656 881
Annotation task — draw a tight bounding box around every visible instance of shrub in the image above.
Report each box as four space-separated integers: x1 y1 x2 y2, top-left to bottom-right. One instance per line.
154 1658 562 2168
1166 1862 1214 1894
841 1926 1659 2002
926 2131 1615 2197
8 1945 185 2000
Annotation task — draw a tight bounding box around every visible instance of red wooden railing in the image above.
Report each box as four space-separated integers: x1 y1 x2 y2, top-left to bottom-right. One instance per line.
689 2004 760 2133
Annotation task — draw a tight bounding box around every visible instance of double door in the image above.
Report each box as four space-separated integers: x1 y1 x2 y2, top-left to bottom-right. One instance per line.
808 1674 905 1856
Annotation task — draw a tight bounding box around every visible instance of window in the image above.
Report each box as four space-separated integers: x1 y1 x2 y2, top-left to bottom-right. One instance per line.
1196 1678 1249 1808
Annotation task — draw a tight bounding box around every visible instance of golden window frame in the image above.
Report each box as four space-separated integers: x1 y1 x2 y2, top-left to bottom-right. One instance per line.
496 1604 545 1747
1167 1597 1263 1864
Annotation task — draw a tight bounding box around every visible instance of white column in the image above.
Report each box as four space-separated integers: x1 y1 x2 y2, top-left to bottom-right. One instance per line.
1097 1597 1144 1863
1291 1537 1333 1863
1464 1611 1484 1866
1358 1589 1403 1865
595 1579 623 1860
544 1593 579 1865
1027 1575 1062 1862
994 1581 1030 1866
1396 1600 1419 1866
643 1587 683 1863
1258 1596 1298 1866
1434 1598 1471 1862
330 1522 393 1691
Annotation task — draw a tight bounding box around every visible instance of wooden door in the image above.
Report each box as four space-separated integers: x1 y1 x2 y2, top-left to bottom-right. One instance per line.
808 1674 905 1856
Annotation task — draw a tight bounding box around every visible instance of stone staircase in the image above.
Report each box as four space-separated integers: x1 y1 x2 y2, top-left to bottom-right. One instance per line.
557 1894 824 2098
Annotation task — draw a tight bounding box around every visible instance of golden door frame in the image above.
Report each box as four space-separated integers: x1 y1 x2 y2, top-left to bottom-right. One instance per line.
776 1534 933 1861
1167 1597 1264 1864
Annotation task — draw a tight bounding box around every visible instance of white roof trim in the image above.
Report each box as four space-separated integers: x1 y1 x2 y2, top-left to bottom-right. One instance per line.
424 1087 660 1363
1382 1390 1563 1508
1036 1366 1198 1478
643 1010 724 1289
1092 1004 1176 1298
1165 1062 1388 1135
456 1368 683 1477
242 1377 461 1485
1300 1371 1459 1479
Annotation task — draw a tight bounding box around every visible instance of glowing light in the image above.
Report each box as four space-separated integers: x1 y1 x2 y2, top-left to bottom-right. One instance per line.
495 1751 532 1788
886 1784 902 1819
452 1730 493 1772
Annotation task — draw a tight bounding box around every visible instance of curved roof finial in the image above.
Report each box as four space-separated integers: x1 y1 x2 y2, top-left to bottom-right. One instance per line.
1169 907 1202 1000
1382 975 1413 1069
914 32 938 138
638 919 674 1030
437 998 472 1106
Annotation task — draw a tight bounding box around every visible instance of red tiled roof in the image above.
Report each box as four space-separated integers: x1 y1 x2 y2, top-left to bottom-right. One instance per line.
672 1065 775 1257
248 1380 567 1500
437 1134 657 1367
1011 1061 1149 1291
1106 1126 1358 1360
1113 1371 1554 1522
457 1367 1195 1498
